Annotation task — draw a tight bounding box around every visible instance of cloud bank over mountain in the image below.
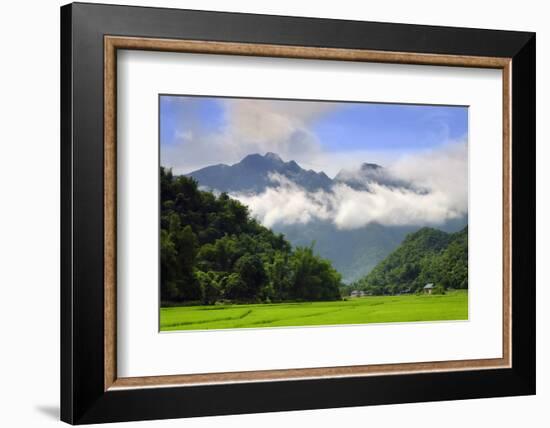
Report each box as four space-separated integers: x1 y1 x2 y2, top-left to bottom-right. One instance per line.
233 142 467 230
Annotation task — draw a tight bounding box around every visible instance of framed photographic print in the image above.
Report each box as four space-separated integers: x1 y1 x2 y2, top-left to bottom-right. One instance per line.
60 2 536 424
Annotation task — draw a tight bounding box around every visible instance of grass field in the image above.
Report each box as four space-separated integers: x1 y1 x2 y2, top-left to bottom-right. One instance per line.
160 290 468 331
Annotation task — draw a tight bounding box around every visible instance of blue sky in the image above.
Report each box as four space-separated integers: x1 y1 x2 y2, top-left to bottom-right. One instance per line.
160 95 468 176
160 96 226 148
312 102 467 152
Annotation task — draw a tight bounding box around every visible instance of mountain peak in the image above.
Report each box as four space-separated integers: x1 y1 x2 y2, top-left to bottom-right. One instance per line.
265 152 283 162
334 162 416 192
239 152 284 167
360 163 382 171
240 153 263 163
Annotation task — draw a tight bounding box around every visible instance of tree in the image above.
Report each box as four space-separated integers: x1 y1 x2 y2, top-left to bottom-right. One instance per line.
291 245 342 301
265 251 293 301
223 272 247 300
196 271 222 305
160 229 179 301
233 254 267 300
169 219 200 300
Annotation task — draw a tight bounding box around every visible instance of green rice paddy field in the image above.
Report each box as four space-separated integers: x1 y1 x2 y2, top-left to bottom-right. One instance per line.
160 290 468 331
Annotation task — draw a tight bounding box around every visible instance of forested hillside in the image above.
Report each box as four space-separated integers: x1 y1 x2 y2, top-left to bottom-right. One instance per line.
352 226 468 295
160 167 342 305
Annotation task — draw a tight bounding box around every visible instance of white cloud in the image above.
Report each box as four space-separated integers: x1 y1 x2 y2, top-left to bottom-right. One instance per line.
388 140 468 218
234 174 332 228
233 142 467 229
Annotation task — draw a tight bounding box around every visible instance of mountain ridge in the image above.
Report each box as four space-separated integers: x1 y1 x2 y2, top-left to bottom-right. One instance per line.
187 152 420 194
187 152 333 193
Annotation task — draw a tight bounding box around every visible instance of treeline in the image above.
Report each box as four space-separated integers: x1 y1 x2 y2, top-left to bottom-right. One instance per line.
352 226 468 295
161 167 342 305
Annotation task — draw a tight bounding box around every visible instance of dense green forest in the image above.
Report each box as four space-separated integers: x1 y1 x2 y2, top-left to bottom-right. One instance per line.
160 167 342 305
351 227 468 295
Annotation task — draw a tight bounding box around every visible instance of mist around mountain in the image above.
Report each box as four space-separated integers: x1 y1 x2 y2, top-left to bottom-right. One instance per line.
333 162 420 192
186 152 467 283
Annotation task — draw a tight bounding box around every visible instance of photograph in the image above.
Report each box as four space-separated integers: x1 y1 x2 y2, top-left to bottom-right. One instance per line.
55 2 536 424
159 95 469 331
